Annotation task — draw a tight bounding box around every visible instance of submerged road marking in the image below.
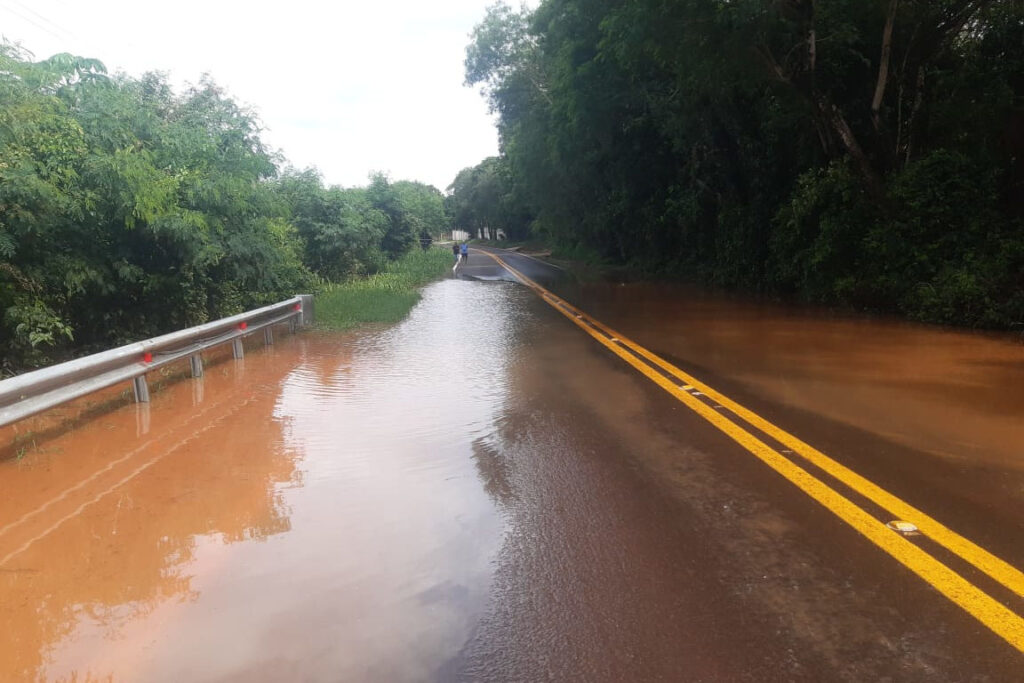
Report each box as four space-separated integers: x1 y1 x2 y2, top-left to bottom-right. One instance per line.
486 250 1024 652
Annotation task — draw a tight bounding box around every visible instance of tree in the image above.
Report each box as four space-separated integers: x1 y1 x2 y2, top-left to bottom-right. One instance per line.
461 0 1024 327
447 156 533 240
366 173 447 258
275 169 387 280
0 43 314 369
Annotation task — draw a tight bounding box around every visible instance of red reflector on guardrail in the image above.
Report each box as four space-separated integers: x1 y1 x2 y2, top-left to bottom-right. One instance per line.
142 352 153 363
294 303 301 311
238 322 248 330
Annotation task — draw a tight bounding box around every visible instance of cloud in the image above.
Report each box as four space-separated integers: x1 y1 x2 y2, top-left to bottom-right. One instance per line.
1 0 500 190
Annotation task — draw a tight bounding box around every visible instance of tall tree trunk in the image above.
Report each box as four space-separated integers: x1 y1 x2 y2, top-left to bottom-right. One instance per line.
872 0 898 133
757 42 883 196
904 67 926 165
808 0 817 80
817 95 884 196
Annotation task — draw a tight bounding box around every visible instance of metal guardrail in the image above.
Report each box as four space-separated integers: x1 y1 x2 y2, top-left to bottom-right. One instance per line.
0 294 314 428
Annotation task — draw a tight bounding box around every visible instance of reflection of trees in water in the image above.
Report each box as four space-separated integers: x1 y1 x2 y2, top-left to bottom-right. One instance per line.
0 374 301 680
469 316 562 513
307 337 356 400
471 436 515 508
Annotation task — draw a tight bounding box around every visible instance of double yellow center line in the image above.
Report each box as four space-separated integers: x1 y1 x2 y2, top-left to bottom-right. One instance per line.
484 250 1024 651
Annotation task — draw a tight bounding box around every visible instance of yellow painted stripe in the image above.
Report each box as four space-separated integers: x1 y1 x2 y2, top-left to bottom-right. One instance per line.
526 267 1024 605
485 251 1024 651
583 316 1024 601
491 251 1024 600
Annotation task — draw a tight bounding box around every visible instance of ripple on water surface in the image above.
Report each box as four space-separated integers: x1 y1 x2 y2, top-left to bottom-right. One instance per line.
0 278 530 683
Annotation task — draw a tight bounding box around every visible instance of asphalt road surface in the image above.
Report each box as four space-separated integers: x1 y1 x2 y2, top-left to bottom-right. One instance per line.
1 245 1021 681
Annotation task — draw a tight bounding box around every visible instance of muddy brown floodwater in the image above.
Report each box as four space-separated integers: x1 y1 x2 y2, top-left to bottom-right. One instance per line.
2 272 1023 681
562 280 1024 472
557 280 1024 573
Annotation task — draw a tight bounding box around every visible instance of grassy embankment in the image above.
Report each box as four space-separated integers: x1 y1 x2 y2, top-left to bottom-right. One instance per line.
315 247 454 330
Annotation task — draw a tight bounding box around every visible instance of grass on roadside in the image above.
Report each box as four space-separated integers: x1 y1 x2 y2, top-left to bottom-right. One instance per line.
315 247 454 330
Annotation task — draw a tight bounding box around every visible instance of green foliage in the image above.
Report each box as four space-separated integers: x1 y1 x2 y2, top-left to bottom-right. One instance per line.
315 248 453 329
465 2 542 109
772 150 1024 327
771 162 880 305
390 179 447 243
0 41 451 370
446 156 533 240
366 174 447 258
4 298 73 350
885 150 1024 327
464 0 1024 328
275 168 387 280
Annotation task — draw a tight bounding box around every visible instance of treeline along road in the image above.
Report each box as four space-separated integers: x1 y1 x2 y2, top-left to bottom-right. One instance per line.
450 0 1024 330
0 45 448 374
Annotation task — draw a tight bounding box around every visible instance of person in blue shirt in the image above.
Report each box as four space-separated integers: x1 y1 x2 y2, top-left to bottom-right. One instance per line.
460 242 469 264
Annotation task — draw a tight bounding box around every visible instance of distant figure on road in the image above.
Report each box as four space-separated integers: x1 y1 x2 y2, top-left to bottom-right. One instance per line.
460 242 469 264
452 243 460 262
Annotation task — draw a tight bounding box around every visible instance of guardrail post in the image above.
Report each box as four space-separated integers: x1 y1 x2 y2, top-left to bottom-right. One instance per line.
136 403 151 436
264 328 274 346
298 294 314 326
132 375 150 403
190 354 204 378
0 294 306 429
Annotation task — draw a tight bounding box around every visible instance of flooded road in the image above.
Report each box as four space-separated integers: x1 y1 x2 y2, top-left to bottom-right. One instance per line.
556 279 1024 575
2 251 1023 680
1 281 527 681
562 280 1024 472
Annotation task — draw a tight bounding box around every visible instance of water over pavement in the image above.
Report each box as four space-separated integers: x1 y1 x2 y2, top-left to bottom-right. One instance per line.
1 250 1022 680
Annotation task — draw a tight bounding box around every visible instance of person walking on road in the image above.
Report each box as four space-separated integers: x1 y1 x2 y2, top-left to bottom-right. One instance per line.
460 242 469 265
452 243 460 262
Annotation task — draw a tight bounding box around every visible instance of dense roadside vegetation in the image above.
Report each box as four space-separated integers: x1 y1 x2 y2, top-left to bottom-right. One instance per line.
453 0 1024 328
0 44 447 372
315 248 453 330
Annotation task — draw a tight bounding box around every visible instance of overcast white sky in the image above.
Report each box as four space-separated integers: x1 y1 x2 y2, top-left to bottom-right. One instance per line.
0 0 502 191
